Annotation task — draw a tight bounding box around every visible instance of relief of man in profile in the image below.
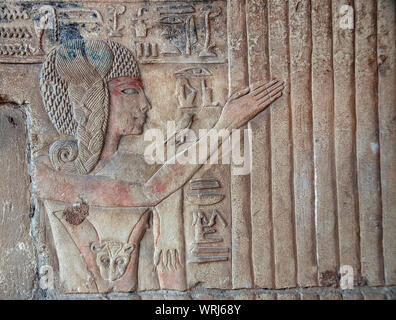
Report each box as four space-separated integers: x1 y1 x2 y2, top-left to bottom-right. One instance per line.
32 39 283 293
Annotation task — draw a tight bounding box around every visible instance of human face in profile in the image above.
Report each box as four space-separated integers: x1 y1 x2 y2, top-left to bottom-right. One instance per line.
108 76 151 136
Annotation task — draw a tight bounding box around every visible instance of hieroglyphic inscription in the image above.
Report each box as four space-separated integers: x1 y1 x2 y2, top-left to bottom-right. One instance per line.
132 8 152 38
0 4 29 20
0 1 228 64
175 67 220 109
0 4 36 61
199 4 221 57
106 5 125 37
190 209 229 264
186 176 229 265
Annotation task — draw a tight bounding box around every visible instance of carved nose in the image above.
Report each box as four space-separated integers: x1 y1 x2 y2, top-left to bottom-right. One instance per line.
140 92 151 112
109 262 117 282
140 103 150 113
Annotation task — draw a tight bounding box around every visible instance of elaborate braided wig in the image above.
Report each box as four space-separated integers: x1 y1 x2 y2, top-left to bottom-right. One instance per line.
40 40 140 174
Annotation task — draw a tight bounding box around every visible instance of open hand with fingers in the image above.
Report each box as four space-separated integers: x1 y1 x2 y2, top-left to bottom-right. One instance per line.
216 79 284 130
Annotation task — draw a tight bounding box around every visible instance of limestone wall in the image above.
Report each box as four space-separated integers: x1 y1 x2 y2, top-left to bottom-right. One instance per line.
0 0 395 300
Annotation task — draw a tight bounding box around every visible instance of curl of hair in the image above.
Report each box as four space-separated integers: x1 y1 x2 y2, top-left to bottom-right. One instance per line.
49 139 79 172
40 39 140 174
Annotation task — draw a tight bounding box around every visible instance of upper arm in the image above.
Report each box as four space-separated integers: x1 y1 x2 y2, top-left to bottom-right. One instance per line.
32 156 153 207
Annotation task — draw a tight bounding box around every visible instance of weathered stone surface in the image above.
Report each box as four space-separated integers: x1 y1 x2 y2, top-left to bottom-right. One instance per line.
0 104 37 299
333 0 361 284
378 0 396 287
0 0 395 300
312 0 339 287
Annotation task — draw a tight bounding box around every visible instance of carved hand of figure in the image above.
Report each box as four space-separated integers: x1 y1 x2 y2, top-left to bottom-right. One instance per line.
154 241 182 272
216 80 284 131
153 209 183 271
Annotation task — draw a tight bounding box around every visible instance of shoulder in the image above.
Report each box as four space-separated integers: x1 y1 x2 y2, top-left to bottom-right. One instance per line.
92 151 160 182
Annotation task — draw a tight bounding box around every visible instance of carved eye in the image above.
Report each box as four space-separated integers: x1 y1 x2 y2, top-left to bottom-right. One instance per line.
115 257 126 265
175 67 212 77
121 88 139 95
160 16 183 25
100 256 110 266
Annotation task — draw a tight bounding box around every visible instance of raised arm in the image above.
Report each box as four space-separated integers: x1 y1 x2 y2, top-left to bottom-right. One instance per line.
144 79 284 204
33 80 283 207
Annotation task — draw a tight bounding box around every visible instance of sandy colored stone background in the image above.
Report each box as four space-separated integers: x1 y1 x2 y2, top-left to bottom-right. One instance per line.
0 0 395 299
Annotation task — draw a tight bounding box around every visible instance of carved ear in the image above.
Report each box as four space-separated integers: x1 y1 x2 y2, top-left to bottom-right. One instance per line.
91 242 105 253
123 243 135 255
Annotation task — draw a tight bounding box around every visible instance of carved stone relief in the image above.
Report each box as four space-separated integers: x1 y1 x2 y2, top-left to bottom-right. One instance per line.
0 0 395 300
23 0 277 294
